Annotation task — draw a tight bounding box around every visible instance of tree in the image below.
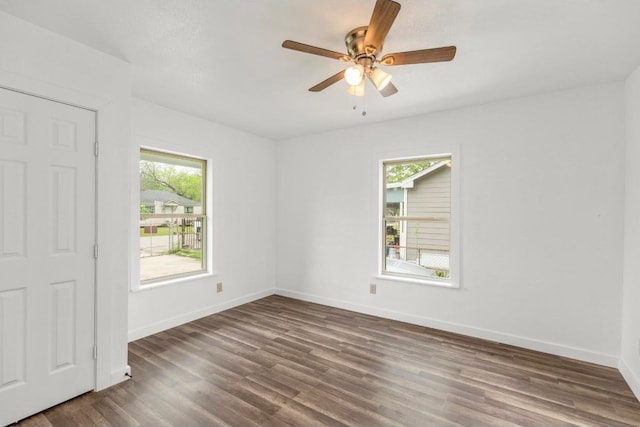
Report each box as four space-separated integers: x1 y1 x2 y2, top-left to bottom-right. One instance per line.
140 161 202 201
386 161 432 183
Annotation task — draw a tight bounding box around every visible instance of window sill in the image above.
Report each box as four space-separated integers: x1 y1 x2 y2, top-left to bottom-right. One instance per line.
375 274 459 289
132 271 217 292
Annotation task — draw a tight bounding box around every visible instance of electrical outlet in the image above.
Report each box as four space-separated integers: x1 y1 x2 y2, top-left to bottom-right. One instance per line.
216 282 223 293
369 283 377 294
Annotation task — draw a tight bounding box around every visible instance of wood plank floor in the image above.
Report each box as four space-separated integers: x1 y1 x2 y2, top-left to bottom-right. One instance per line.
14 295 640 427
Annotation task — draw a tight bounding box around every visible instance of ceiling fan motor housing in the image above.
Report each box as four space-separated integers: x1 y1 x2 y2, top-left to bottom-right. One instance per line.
345 26 379 63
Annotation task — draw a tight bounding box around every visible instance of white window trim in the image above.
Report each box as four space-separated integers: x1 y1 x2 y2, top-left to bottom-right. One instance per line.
377 149 461 289
131 145 214 292
133 271 216 292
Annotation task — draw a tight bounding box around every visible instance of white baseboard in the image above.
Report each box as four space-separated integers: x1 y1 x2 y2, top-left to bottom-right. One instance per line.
275 288 619 368
128 288 275 342
109 365 131 387
619 358 640 401
124 286 635 396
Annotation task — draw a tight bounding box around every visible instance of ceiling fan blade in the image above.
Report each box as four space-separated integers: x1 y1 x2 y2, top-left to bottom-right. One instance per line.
380 46 456 66
309 70 346 92
367 74 398 97
363 0 401 56
282 40 349 61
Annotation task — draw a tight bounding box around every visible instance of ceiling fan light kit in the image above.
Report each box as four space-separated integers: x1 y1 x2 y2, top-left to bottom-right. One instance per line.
347 79 366 97
345 64 365 85
370 67 392 90
282 0 457 98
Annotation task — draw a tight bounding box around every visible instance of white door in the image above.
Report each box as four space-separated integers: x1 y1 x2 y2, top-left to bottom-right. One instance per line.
0 87 96 425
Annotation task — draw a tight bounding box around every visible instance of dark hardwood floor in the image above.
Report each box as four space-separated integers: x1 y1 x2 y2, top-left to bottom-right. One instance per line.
15 295 640 426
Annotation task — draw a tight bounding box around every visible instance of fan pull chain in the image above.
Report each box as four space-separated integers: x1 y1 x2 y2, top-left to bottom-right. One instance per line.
362 89 367 116
352 86 367 117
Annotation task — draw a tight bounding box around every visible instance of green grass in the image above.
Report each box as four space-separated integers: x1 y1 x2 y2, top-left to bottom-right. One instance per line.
170 248 202 260
140 226 171 236
140 226 197 237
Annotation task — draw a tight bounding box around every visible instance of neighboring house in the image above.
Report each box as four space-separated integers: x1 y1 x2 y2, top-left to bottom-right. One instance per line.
387 160 451 271
139 190 203 252
140 189 202 216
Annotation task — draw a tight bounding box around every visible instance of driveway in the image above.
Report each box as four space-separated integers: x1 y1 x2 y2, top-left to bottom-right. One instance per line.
139 254 202 281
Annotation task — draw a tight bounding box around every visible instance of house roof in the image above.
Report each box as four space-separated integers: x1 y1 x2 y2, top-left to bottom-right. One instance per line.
387 160 450 190
140 190 199 206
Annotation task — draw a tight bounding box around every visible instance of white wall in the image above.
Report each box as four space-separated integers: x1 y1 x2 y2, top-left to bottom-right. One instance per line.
0 12 131 389
2 7 635 399
276 83 626 366
128 99 277 340
622 65 640 397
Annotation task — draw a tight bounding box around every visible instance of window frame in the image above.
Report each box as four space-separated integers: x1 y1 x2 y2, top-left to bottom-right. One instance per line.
378 152 460 288
137 147 209 286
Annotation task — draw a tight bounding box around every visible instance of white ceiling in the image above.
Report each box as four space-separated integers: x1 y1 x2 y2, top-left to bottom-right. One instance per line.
1 0 639 140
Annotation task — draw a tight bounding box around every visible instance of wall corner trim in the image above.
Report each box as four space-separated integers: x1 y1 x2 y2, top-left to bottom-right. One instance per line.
619 358 640 401
106 365 132 390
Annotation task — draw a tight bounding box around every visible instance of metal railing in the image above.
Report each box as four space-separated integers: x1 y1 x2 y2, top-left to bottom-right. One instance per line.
139 216 203 258
387 244 450 272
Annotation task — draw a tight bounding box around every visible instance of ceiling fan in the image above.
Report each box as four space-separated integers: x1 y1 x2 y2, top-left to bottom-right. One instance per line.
282 0 456 98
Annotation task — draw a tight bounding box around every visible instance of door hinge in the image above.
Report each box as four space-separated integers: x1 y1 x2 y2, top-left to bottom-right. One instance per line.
93 244 98 259
93 345 98 360
94 141 99 157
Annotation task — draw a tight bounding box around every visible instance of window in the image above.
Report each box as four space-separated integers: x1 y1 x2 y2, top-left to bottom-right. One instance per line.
382 155 452 284
139 149 207 283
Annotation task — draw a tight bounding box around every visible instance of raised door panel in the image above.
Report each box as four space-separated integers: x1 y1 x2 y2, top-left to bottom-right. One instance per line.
0 160 26 258
51 118 77 152
0 107 26 145
50 166 76 254
49 281 76 373
0 288 26 390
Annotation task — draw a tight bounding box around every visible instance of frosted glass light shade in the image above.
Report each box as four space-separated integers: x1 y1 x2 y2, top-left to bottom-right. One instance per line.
370 67 392 90
347 79 365 96
344 64 364 85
